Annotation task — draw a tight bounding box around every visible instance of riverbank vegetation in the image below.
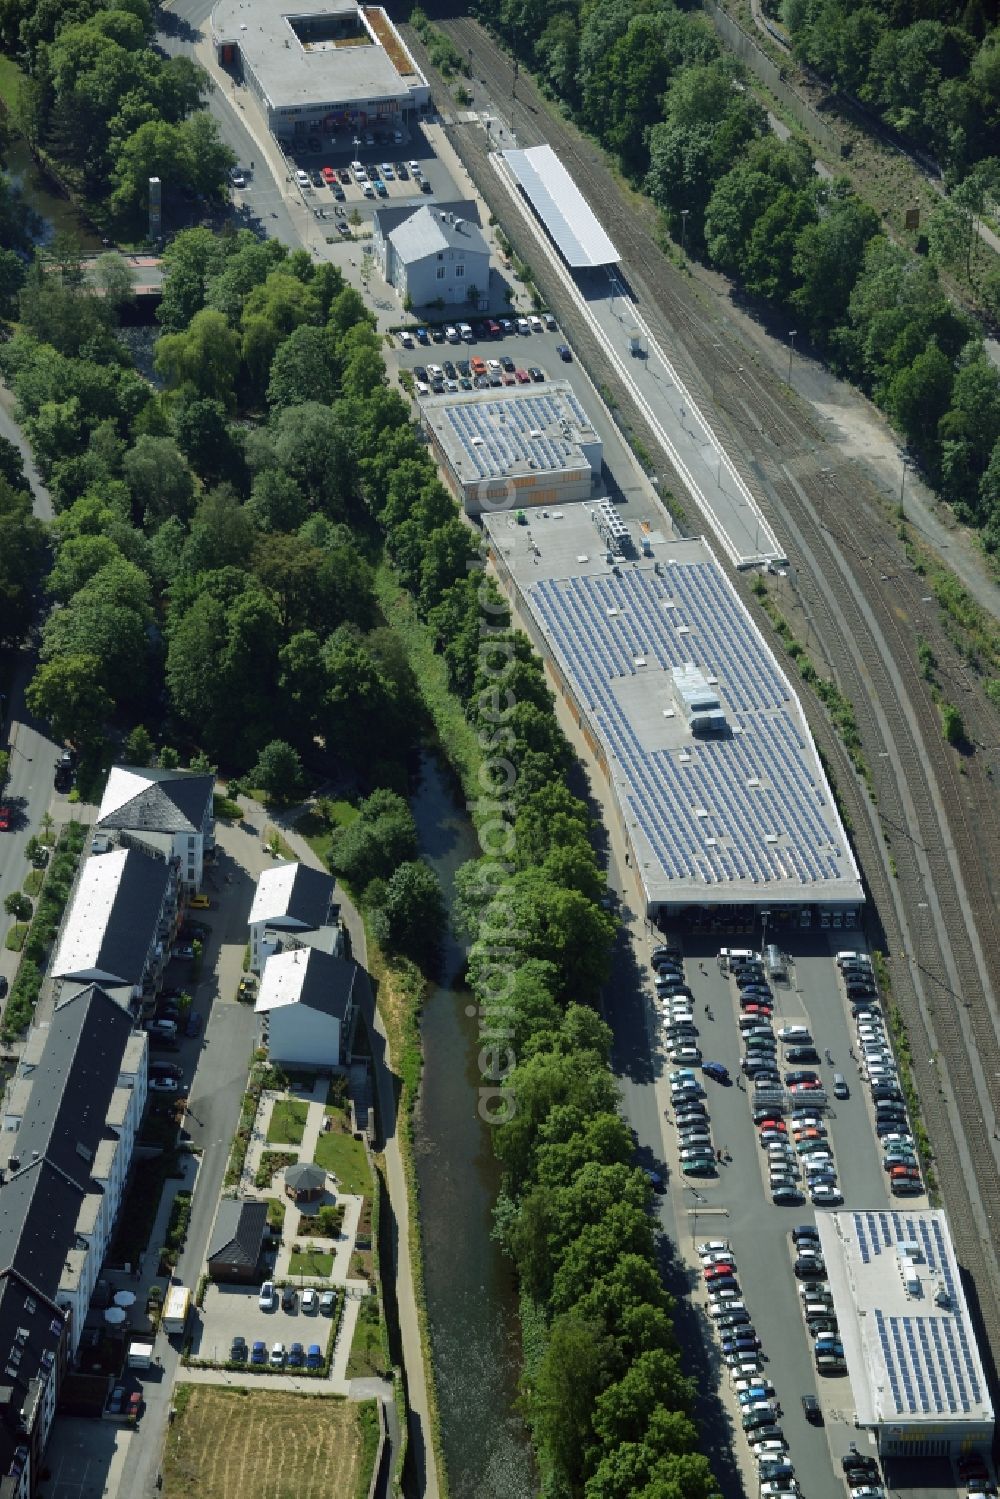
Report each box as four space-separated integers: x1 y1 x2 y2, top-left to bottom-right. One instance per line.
476 0 1000 556
1 0 232 229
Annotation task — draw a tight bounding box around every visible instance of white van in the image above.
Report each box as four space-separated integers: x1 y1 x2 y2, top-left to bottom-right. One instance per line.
765 944 787 979
836 950 867 967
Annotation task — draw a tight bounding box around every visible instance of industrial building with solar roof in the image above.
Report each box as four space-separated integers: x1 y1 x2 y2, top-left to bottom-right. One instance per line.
420 381 602 515
817 1210 993 1458
484 503 863 920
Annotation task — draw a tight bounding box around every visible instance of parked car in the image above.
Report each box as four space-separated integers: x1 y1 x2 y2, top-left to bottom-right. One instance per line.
301 1288 319 1313
258 1281 276 1311
269 1342 286 1367
320 1289 337 1315
230 1336 248 1362
251 1340 267 1364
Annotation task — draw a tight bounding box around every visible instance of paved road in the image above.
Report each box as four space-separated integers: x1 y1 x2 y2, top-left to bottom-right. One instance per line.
0 387 60 990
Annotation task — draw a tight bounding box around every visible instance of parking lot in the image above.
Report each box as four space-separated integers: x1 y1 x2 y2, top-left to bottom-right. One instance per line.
645 933 919 1499
275 123 462 220
192 1280 333 1369
393 321 662 512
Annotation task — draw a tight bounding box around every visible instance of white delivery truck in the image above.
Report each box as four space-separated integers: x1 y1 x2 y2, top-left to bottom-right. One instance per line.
162 1286 191 1336
127 1340 153 1369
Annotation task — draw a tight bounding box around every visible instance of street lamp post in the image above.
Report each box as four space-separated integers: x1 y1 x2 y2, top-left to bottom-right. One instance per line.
787 330 797 383
899 456 911 519
680 209 689 259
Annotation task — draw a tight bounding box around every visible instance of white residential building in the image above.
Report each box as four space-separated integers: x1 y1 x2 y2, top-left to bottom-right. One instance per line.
248 862 340 975
49 846 177 1010
256 948 357 1068
372 203 490 308
95 766 215 893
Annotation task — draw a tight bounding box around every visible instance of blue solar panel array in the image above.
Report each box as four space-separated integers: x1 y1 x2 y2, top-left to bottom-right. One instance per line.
443 390 592 480
529 562 847 889
851 1215 985 1419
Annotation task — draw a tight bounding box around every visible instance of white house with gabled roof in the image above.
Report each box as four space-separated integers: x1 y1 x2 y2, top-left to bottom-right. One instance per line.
248 861 341 974
255 948 357 1068
95 766 215 893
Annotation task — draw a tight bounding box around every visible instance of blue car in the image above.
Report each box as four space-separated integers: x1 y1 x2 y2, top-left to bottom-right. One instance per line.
185 1011 203 1037
251 1340 266 1365
288 1342 305 1368
702 1061 730 1084
306 1344 323 1368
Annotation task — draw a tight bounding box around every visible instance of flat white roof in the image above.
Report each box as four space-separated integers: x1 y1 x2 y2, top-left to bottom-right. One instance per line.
501 145 620 269
818 1210 993 1430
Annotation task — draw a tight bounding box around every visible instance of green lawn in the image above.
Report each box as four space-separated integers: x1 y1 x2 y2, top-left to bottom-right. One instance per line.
313 1129 372 1196
296 799 358 864
0 55 24 109
346 1297 387 1379
289 1248 334 1277
267 1098 309 1144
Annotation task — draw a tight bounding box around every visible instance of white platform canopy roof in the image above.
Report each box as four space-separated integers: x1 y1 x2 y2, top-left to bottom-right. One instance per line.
501 144 620 268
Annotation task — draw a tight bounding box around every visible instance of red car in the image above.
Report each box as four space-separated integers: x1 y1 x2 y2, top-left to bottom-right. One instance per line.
514 368 531 384
704 1264 735 1280
321 166 336 185
0 805 10 830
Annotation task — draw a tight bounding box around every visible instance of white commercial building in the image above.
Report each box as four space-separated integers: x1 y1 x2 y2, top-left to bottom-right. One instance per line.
372 203 491 308
95 764 215 893
421 382 602 516
484 506 863 919
256 948 357 1068
817 1210 993 1458
210 0 429 140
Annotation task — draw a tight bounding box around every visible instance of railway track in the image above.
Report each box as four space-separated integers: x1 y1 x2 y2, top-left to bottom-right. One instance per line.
410 11 1000 1349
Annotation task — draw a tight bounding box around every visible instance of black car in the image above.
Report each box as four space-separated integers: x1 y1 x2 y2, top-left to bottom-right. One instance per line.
795 1257 826 1277
54 764 73 792
528 366 544 381
785 1046 820 1064
442 360 457 379
801 1394 823 1424
500 355 515 372
420 176 432 192
230 1336 248 1362
396 162 409 178
457 359 471 376
413 366 428 382
792 1224 820 1243
842 1453 880 1476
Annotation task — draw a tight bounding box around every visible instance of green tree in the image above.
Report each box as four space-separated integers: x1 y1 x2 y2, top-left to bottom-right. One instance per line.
0 480 46 646
123 434 196 526
154 308 241 410
249 738 303 803
4 892 32 929
123 724 155 765
369 860 445 965
531 1313 617 1492
26 653 113 745
266 324 336 410
328 790 417 889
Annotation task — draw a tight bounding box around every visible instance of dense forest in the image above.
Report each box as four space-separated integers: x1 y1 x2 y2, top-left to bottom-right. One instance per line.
781 0 1000 173
477 0 1000 552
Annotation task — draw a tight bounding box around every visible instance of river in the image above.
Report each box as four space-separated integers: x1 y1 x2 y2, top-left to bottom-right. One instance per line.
5 135 103 251
411 753 535 1499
